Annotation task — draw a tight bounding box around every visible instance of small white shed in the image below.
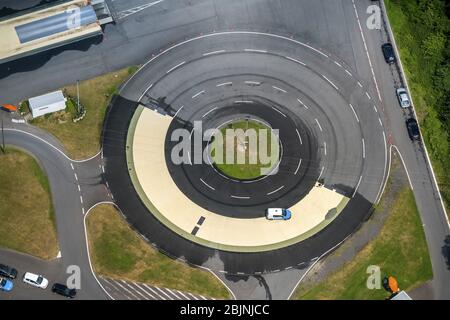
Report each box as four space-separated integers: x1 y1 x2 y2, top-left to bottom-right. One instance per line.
29 90 66 118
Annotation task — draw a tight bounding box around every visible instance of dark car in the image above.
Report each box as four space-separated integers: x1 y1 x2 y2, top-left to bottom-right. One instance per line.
406 118 420 141
51 283 77 298
381 43 396 64
0 264 18 279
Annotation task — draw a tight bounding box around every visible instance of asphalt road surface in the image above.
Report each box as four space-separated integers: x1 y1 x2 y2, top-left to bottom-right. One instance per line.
0 0 448 299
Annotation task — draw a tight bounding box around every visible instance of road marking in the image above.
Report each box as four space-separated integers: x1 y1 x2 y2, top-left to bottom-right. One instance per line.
174 106 184 118
101 165 105 173
176 290 190 300
351 0 382 101
125 282 149 300
285 56 306 66
324 142 327 155
186 292 200 300
357 81 363 88
217 82 232 87
345 69 353 77
318 166 325 180
82 207 85 215
234 100 253 104
142 284 166 300
155 287 174 300
116 0 164 20
144 83 153 93
352 175 363 198
349 103 360 123
321 74 339 90
271 106 287 117
192 90 205 99
244 49 267 53
315 119 323 132
295 129 303 145
334 61 342 67
70 163 74 170
80 195 83 204
373 105 378 113
362 138 366 158
203 50 225 56
297 98 309 109
392 145 414 191
294 158 302 175
366 92 371 100
74 173 78 181
114 280 141 300
245 81 261 85
379 117 383 126
77 185 81 192
230 195 251 200
134 283 157 299
166 61 185 74
272 85 287 93
202 107 218 118
200 178 215 191
187 151 192 165
165 289 182 299
267 185 284 195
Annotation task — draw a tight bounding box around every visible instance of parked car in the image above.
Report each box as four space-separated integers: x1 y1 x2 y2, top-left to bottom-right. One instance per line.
396 88 411 108
266 208 292 220
23 272 48 289
406 118 420 141
51 283 77 298
381 43 396 64
0 264 18 279
0 277 13 292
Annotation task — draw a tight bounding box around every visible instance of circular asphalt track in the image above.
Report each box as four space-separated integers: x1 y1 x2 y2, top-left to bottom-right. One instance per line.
102 31 387 274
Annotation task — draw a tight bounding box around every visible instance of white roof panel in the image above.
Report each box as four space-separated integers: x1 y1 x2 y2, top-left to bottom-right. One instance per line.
29 90 65 110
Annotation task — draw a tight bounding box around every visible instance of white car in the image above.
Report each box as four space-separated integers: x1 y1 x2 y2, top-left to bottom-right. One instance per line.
396 88 411 108
266 208 292 220
23 272 49 289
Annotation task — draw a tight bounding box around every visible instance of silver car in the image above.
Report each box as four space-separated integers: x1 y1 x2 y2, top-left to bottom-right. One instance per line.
396 88 411 108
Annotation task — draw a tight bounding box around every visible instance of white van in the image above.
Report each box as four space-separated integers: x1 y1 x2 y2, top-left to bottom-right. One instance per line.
23 272 49 289
266 208 292 220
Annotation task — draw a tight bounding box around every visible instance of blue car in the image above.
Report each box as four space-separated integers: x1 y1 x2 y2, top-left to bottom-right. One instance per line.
0 277 13 292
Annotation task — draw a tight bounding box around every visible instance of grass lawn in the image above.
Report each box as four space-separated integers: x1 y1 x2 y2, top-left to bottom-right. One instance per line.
30 66 138 160
211 120 279 180
385 0 450 214
86 204 230 299
0 147 58 260
293 164 432 299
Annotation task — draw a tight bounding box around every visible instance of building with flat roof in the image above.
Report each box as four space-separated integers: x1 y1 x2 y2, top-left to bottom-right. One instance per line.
29 90 67 118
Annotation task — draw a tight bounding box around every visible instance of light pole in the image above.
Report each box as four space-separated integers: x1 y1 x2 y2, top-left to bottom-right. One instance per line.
76 80 80 114
1 116 5 155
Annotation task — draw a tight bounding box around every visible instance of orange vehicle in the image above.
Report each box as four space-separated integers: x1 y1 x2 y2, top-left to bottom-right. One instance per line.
1 104 18 112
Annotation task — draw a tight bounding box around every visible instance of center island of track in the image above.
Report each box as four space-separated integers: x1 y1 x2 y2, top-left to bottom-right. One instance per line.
102 31 387 274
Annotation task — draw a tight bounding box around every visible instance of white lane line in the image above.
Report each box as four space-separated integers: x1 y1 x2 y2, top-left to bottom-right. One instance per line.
297 98 309 109
345 69 353 77
101 165 105 173
378 117 383 127
315 119 323 132
142 284 166 300
321 74 339 90
155 287 174 300
234 100 253 104
166 61 185 74
199 295 208 301
134 283 157 300
285 56 306 66
187 151 192 165
82 207 85 215
202 107 218 118
245 81 261 85
351 0 382 101
176 290 190 300
165 289 182 300
74 173 78 181
267 185 284 195
392 146 414 191
295 129 303 145
116 0 164 20
271 106 287 117
334 61 342 67
200 178 215 191
244 49 267 53
294 158 302 175
318 166 325 180
80 195 83 204
362 138 366 159
324 142 327 155
203 50 226 56
217 82 232 87
126 282 149 300
366 92 371 100
373 105 378 113
101 278 121 293
349 103 360 123
357 81 363 88
114 280 141 300
230 195 251 200
272 85 287 93
186 292 200 300
174 106 184 118
144 83 153 93
192 90 205 99
77 185 81 192
70 163 74 170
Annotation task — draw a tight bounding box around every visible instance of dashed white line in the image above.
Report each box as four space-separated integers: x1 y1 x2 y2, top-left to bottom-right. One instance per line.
192 90 205 99
70 163 74 170
318 166 325 180
271 106 287 117
234 100 253 104
295 129 303 145
174 106 184 118
200 178 215 191
217 82 232 87
315 119 323 132
245 81 261 85
74 173 78 181
202 107 218 118
82 207 85 215
244 49 267 53
202 50 225 56
321 74 339 90
294 158 302 175
352 175 363 198
366 92 371 100
267 185 284 195
349 103 360 123
324 142 327 155
334 61 342 67
378 117 383 127
80 195 83 204
77 185 81 192
272 85 287 93
373 105 378 113
230 195 251 200
362 138 366 159
166 61 185 74
285 56 306 66
357 81 363 88
345 69 353 77
297 98 309 109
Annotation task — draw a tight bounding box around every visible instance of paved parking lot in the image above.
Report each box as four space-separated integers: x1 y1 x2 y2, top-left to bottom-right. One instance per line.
99 277 213 300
